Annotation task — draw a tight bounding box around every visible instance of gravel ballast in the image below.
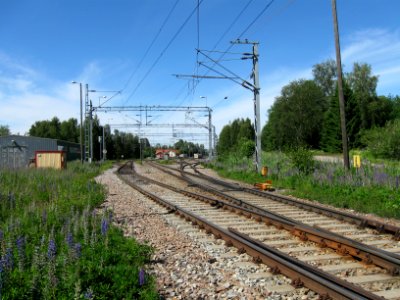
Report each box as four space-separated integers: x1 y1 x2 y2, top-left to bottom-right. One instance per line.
95 167 316 300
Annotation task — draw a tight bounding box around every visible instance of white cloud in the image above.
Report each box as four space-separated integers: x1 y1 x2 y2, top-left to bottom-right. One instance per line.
341 28 400 95
0 55 82 134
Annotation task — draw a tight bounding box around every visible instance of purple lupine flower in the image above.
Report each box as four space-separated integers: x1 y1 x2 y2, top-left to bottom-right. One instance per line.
47 239 56 260
16 236 25 269
84 288 94 299
66 232 74 249
374 171 389 186
139 268 146 286
101 218 109 236
4 248 13 270
74 243 82 258
16 236 24 252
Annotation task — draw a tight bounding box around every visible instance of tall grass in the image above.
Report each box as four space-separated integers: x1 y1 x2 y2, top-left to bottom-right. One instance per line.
207 152 400 219
0 162 157 299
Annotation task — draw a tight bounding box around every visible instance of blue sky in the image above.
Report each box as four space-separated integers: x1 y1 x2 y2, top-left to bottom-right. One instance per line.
1 0 400 146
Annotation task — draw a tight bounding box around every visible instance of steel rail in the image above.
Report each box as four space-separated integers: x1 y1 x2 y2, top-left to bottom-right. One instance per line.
117 161 383 300
146 161 400 273
180 161 400 239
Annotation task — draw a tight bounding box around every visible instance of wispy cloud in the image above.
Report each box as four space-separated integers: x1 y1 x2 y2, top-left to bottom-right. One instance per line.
341 28 400 94
0 53 83 134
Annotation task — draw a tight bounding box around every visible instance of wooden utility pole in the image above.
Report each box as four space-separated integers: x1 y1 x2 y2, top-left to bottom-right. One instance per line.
332 0 350 169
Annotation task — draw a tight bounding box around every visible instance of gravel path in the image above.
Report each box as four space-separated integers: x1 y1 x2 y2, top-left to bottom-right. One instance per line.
95 167 315 300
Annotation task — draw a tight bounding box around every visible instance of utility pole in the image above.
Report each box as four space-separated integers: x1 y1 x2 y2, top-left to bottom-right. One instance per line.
89 100 93 163
79 84 83 163
102 126 105 161
231 39 261 173
331 0 350 169
84 84 91 163
208 108 212 159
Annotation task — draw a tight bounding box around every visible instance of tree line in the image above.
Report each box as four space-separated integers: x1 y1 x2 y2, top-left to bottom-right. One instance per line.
28 116 147 160
215 60 400 161
21 116 207 161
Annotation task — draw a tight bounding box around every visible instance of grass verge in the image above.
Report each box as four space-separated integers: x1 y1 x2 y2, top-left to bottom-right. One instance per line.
206 152 400 219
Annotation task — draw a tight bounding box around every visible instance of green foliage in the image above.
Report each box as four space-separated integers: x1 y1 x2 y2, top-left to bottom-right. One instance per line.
174 139 206 156
238 138 255 158
361 119 400 160
312 59 337 97
208 151 400 219
29 117 79 142
110 129 140 160
347 62 378 130
285 146 315 175
320 88 342 153
216 118 254 158
0 162 157 299
263 79 325 150
260 60 400 156
0 125 10 136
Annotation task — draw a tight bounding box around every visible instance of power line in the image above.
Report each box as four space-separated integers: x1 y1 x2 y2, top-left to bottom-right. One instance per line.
192 0 275 93
237 0 275 40
168 0 256 107
211 0 255 51
120 0 180 93
123 0 204 105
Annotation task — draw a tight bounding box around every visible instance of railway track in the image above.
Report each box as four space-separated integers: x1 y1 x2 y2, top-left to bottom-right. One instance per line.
150 161 400 256
119 161 400 299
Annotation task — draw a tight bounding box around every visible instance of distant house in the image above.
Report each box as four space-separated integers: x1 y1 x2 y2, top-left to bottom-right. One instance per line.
194 153 202 159
0 135 80 169
155 149 180 159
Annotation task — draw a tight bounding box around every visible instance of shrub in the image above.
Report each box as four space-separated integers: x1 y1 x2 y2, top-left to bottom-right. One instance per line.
285 146 315 175
361 119 400 160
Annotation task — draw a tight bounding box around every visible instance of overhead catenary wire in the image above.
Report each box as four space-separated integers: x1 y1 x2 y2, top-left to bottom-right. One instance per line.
123 0 205 105
120 0 181 93
189 0 256 95
173 0 255 106
191 0 275 95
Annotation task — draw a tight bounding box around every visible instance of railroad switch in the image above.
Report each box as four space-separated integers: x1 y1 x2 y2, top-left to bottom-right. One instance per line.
254 180 274 191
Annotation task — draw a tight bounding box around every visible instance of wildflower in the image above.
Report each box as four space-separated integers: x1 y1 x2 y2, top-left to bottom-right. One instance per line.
84 287 94 299
101 218 109 236
47 239 56 260
74 243 82 258
139 268 146 286
4 248 13 270
66 232 74 249
16 236 25 270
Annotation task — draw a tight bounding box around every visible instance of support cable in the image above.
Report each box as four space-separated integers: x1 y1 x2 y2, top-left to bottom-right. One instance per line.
123 0 204 105
121 0 180 93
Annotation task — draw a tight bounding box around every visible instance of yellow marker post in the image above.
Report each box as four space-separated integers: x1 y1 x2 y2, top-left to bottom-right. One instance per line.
261 166 268 177
353 155 361 169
